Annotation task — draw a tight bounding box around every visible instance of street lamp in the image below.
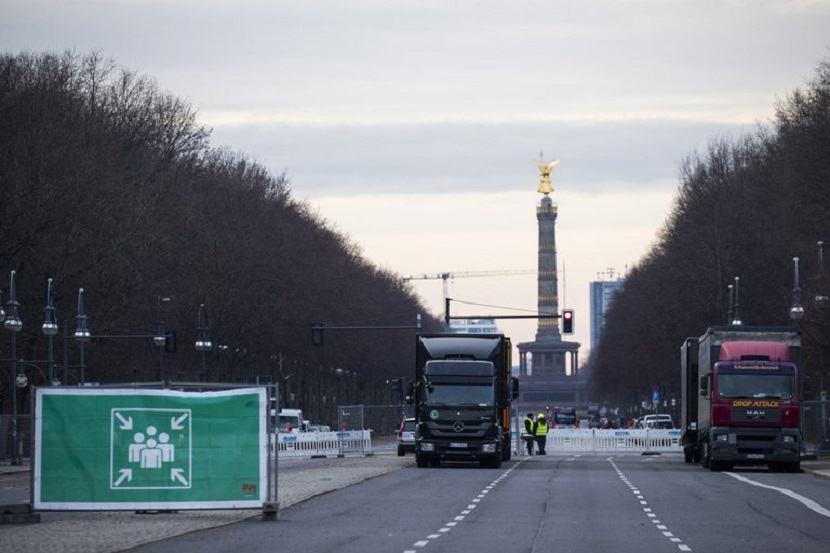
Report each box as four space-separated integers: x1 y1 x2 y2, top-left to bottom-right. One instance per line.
5 270 23 465
730 276 742 326
154 296 171 381
217 344 229 381
74 288 91 385
194 303 213 382
790 257 805 325
42 278 59 385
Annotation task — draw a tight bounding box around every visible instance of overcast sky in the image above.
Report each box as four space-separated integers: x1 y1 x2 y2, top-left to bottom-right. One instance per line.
4 1 830 363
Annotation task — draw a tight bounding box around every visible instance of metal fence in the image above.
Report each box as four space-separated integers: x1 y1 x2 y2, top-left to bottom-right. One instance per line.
362 404 414 436
803 399 830 455
1 414 32 464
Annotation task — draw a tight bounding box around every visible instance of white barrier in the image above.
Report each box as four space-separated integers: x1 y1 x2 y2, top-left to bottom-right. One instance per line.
547 429 682 453
272 430 373 458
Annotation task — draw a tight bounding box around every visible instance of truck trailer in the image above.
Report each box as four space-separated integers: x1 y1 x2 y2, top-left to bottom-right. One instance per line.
681 326 802 472
412 333 518 468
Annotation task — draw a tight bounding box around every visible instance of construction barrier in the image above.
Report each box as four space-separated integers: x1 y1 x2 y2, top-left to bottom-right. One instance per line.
547 428 682 453
272 430 373 458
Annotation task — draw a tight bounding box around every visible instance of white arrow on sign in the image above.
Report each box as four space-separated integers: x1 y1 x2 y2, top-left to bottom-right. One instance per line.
115 412 133 430
171 413 189 430
114 468 132 487
171 468 189 486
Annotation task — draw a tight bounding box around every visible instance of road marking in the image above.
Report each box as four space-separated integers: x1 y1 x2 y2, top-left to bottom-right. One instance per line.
403 463 518 553
609 458 692 552
726 472 830 518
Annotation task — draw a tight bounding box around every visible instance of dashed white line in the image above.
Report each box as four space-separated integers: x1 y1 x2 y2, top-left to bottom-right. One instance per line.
609 458 692 552
403 464 518 552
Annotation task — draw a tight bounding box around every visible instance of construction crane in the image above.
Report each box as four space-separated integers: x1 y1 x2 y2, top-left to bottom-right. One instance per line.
403 270 536 308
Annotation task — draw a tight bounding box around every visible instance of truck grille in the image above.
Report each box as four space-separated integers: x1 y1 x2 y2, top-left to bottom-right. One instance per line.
730 408 781 423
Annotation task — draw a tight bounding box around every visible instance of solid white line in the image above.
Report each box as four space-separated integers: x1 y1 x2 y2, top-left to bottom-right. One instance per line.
726 472 830 518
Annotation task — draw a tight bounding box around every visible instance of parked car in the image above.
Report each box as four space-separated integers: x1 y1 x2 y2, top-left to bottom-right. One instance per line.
397 417 416 456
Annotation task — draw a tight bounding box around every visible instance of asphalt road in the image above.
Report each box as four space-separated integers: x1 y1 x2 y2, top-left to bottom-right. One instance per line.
119 453 830 553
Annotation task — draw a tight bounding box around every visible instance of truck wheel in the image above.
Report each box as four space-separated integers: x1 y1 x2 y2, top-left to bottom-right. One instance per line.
416 454 429 468
700 442 710 469
481 456 502 469
787 461 801 473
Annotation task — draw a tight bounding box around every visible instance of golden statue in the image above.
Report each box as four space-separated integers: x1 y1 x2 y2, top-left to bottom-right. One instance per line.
534 155 560 195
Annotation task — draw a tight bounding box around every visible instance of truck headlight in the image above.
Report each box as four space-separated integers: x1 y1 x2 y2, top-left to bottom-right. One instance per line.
715 434 728 442
783 435 795 443
420 442 434 452
482 444 496 453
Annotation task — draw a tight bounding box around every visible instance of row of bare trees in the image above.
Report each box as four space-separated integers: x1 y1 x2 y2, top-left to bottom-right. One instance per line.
0 51 441 424
588 54 830 408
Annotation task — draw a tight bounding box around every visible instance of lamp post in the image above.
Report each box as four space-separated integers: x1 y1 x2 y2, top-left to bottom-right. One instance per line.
5 270 23 465
194 303 212 382
790 257 805 326
153 296 171 381
731 276 742 326
74 288 91 385
42 278 59 385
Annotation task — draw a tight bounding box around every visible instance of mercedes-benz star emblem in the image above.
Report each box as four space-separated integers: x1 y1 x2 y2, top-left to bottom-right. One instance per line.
453 421 465 432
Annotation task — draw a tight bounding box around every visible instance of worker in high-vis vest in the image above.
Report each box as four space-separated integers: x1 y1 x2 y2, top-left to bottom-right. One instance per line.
533 412 549 455
523 413 535 455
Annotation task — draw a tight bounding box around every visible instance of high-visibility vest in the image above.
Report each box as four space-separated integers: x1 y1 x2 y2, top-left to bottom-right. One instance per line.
524 418 534 434
534 420 549 436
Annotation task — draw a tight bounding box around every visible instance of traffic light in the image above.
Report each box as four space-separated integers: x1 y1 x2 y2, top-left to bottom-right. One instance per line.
561 309 574 334
311 324 324 346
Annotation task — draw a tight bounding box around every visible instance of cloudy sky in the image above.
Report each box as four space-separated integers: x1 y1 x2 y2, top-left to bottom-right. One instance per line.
4 1 830 363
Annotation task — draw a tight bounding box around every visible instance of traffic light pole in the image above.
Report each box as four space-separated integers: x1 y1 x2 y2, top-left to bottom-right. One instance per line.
311 314 422 346
443 298 560 324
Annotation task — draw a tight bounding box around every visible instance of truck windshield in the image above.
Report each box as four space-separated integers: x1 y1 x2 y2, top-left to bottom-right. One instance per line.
279 416 301 432
426 382 495 407
717 374 794 399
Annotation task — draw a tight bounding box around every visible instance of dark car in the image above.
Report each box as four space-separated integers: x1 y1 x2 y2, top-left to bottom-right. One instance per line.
397 417 416 456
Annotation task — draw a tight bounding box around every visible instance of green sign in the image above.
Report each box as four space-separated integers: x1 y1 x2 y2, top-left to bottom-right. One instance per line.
34 387 267 510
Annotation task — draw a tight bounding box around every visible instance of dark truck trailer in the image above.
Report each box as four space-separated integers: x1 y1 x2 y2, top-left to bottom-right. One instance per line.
413 334 518 468
681 326 802 472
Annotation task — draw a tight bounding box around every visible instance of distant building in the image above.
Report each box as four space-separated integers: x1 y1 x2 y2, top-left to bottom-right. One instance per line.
589 275 625 351
448 318 501 334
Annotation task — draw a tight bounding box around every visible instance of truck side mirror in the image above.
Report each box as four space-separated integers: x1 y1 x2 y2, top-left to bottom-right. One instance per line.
511 377 520 400
699 374 709 397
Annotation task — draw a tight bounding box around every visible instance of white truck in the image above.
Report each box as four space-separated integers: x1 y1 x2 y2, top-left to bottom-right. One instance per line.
270 408 306 433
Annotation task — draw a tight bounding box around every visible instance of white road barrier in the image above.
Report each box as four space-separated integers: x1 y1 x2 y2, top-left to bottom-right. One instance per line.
272 430 373 458
547 428 682 453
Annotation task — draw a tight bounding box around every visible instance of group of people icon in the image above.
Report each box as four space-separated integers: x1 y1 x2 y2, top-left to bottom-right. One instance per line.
128 425 175 469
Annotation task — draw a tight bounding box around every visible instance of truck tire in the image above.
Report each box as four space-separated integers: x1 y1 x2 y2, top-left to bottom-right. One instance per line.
416 454 429 468
481 456 502 469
